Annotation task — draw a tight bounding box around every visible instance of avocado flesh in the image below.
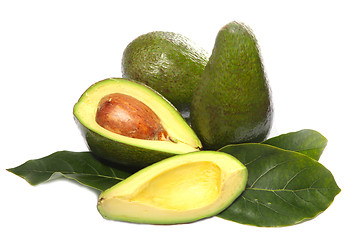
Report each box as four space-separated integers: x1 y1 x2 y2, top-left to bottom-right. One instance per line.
74 78 202 168
191 21 273 150
122 31 209 118
97 151 248 224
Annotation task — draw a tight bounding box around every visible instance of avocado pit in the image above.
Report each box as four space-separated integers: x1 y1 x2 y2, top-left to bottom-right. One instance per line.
96 93 169 140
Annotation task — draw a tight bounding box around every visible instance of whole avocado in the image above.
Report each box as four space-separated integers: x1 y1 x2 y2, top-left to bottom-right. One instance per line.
122 31 209 118
191 21 273 150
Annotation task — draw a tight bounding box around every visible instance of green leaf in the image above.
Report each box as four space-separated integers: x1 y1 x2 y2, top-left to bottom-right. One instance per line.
7 151 131 191
218 143 340 227
262 129 327 160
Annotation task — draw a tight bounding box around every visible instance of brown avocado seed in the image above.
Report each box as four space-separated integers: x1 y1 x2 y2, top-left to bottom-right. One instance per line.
96 93 169 140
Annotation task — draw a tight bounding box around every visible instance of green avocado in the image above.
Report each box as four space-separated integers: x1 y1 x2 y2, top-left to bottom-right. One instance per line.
122 31 209 119
73 78 202 168
97 151 248 224
191 21 273 150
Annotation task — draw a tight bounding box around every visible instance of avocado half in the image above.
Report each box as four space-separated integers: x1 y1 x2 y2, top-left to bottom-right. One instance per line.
97 151 248 224
74 78 202 168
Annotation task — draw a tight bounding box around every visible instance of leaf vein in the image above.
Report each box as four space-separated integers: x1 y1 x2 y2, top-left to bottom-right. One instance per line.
242 195 290 217
271 190 296 208
61 158 76 172
309 176 323 188
292 191 317 207
282 167 313 190
247 187 338 192
244 155 262 166
250 159 292 188
109 167 118 178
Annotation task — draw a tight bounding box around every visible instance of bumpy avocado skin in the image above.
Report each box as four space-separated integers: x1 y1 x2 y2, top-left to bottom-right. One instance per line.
122 31 209 116
191 21 273 150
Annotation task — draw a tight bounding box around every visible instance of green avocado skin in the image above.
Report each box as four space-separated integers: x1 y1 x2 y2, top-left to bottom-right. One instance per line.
191 21 273 150
75 118 175 170
122 31 209 116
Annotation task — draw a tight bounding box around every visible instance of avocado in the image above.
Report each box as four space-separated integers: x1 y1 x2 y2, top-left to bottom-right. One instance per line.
73 78 202 168
97 151 248 224
191 21 273 150
122 31 209 119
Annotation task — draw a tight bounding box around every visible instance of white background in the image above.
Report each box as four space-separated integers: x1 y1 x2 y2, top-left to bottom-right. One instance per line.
1 0 358 239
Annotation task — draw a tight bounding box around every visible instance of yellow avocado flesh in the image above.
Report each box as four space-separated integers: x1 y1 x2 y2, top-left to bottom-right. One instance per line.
97 151 248 224
134 161 221 210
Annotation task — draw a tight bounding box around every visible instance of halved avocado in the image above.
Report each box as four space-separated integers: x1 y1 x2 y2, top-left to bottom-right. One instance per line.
97 151 248 224
73 78 202 168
